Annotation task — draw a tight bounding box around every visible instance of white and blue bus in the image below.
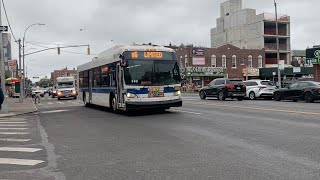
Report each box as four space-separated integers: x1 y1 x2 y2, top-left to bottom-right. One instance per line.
77 44 182 112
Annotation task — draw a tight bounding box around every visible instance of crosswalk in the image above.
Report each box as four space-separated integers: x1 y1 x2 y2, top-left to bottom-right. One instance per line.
0 117 45 167
36 100 83 106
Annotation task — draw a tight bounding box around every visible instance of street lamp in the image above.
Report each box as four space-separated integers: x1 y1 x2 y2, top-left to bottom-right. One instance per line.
274 0 281 88
22 23 45 100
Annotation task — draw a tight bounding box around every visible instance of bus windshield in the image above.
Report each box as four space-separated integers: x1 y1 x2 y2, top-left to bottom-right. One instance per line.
124 60 181 86
58 82 74 88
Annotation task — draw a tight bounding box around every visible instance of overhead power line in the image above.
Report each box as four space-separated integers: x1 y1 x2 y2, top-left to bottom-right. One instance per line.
1 0 17 42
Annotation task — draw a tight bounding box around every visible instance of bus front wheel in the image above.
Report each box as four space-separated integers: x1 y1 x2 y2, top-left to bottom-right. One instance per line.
110 96 118 113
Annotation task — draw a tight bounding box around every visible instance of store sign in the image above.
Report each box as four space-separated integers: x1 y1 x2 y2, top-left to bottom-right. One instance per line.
8 59 17 71
306 47 320 65
193 49 205 56
186 67 224 73
192 57 205 65
242 68 259 76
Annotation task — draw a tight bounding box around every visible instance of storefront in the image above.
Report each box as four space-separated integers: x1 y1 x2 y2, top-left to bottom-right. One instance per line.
183 67 224 87
242 68 260 80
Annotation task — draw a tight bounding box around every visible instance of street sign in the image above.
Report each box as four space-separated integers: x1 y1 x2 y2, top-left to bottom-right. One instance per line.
0 26 8 32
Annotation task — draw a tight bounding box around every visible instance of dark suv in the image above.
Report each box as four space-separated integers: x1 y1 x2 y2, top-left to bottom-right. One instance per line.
199 78 246 101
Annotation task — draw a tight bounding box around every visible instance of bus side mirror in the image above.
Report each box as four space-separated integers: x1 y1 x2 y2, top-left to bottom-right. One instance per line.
119 54 128 67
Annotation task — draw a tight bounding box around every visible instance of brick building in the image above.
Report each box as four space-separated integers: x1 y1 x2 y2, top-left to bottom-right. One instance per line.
169 44 265 86
51 67 77 84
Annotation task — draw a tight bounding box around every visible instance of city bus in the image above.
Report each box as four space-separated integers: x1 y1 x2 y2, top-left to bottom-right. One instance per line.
77 44 182 112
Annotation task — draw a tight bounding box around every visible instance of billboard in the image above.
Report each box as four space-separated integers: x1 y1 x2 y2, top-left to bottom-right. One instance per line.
306 47 320 64
192 57 205 65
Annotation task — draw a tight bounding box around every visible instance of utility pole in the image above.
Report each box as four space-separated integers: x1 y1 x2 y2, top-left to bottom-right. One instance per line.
275 0 281 88
0 1 8 113
18 39 22 102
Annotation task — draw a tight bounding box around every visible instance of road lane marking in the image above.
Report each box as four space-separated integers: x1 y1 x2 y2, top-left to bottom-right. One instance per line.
0 138 31 142
39 110 69 114
0 132 30 135
185 102 320 116
0 158 44 166
0 124 29 127
170 109 203 115
47 102 54 105
57 102 64 104
0 122 27 124
0 128 28 130
0 147 42 152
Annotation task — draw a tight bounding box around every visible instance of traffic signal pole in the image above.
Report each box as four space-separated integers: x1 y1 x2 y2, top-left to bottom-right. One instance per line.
0 1 8 113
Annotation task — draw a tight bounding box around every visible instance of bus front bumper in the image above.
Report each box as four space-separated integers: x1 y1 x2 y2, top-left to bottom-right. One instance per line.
125 99 182 110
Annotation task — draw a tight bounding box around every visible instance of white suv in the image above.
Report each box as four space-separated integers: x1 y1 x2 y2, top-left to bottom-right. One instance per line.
244 80 276 100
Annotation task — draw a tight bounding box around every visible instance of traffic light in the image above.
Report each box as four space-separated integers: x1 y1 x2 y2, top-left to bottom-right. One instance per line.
87 47 91 55
57 47 61 55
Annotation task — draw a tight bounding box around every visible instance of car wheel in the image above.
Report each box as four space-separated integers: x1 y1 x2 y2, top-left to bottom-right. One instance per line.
237 97 244 101
199 91 206 100
218 91 226 101
273 92 282 101
304 92 314 103
249 91 256 100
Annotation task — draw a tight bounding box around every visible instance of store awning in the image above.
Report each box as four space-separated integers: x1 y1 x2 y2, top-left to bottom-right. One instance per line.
185 73 225 77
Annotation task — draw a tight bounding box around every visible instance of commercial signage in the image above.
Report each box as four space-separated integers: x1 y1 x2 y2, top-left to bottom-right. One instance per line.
242 68 259 76
8 59 17 71
193 49 205 56
306 47 320 65
192 57 205 65
186 67 224 73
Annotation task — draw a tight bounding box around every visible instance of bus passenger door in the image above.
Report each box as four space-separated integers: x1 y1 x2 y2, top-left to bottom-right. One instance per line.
89 70 93 103
116 64 125 110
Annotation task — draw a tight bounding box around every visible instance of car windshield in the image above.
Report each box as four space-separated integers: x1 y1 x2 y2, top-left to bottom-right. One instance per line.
58 82 74 88
124 60 181 86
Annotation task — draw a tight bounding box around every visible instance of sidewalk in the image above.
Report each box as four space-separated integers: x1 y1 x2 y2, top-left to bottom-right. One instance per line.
0 98 38 117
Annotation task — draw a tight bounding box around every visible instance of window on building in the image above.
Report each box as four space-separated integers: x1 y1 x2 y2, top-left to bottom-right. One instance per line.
248 55 253 68
241 58 244 65
222 55 227 68
232 55 237 68
258 55 263 68
211 55 216 67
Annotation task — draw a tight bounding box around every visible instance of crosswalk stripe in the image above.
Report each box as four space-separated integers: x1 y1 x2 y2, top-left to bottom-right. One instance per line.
0 147 42 152
0 138 31 142
0 132 29 135
0 158 44 166
57 102 64 104
0 124 29 127
48 102 54 105
0 128 28 130
0 122 27 124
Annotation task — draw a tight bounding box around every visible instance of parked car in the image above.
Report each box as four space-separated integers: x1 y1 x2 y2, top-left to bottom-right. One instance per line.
273 81 320 103
244 80 276 100
199 78 246 101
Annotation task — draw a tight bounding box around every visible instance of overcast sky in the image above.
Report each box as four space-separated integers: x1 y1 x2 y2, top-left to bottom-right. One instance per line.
2 0 319 82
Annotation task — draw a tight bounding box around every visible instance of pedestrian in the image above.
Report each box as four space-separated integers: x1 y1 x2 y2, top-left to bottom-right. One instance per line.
0 88 4 110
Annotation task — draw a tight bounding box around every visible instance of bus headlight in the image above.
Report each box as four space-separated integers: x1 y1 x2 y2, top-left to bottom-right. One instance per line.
174 91 181 96
126 93 137 98
72 90 77 94
57 91 62 95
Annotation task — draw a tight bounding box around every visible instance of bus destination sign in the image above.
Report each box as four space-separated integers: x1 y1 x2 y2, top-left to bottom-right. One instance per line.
131 51 163 59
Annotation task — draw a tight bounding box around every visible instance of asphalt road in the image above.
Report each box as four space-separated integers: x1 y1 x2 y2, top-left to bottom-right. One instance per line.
1 94 320 179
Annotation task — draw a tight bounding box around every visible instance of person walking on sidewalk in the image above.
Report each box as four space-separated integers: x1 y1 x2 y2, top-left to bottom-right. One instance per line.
0 88 4 110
